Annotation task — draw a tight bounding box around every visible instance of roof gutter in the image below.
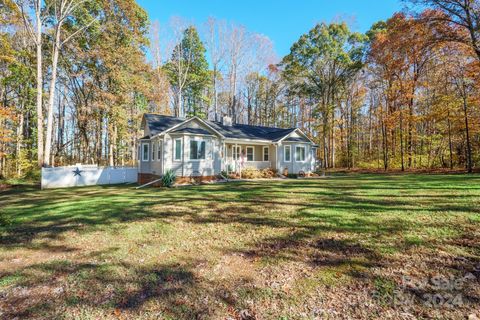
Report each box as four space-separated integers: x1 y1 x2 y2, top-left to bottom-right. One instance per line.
224 138 273 144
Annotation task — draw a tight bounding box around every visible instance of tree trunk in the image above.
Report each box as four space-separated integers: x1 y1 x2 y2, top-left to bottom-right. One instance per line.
447 113 453 170
108 127 114 167
463 96 473 173
16 111 24 176
213 65 218 121
35 2 44 168
177 90 182 117
381 121 388 171
44 24 62 166
399 108 405 171
407 96 414 168
331 112 335 169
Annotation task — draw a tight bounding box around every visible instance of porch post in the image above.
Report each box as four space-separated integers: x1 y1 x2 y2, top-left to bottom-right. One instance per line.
275 144 278 173
234 143 238 174
222 141 226 172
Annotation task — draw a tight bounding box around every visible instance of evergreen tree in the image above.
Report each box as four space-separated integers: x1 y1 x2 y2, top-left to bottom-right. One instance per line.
165 26 209 118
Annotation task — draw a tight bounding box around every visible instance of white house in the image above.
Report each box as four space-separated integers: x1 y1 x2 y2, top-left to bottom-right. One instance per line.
138 114 318 184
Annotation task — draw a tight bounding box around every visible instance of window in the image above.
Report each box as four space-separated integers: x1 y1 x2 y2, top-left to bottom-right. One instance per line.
296 146 306 162
284 145 291 162
157 141 162 161
174 139 182 161
190 140 206 160
233 146 240 159
152 142 156 161
142 143 149 161
263 147 269 162
246 146 254 162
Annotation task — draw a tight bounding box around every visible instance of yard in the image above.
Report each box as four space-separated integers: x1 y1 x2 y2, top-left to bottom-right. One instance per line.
0 174 479 319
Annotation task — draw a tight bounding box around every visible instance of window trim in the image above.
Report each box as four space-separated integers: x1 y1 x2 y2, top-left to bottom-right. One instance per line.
246 146 254 162
295 145 306 162
284 145 291 162
189 139 206 161
142 142 149 162
173 138 182 162
263 146 269 162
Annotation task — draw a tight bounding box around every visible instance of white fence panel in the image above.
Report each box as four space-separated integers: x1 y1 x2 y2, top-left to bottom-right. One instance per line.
41 165 138 189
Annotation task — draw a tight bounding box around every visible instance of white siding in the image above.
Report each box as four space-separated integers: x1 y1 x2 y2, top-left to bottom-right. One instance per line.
139 141 151 174
162 133 222 177
277 142 314 174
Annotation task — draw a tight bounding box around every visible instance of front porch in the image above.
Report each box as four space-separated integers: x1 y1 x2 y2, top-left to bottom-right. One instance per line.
223 142 276 174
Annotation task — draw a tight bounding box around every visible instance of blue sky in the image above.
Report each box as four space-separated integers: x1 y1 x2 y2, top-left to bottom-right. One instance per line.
138 0 404 57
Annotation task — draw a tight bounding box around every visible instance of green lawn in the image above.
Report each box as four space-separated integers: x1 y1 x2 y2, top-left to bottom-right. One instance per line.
0 174 479 319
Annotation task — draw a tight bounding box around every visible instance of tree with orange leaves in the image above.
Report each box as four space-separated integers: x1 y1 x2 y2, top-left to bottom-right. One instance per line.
407 0 480 61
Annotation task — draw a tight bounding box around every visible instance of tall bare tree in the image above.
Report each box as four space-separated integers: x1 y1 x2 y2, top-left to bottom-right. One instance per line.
150 20 171 114
166 17 192 117
44 0 96 166
204 17 226 121
225 23 248 123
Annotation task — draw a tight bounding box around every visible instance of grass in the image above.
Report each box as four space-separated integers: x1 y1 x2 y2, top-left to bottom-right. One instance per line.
0 174 479 319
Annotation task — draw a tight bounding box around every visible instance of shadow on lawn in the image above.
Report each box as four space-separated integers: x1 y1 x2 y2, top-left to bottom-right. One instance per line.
1 177 479 250
0 255 257 319
0 176 479 318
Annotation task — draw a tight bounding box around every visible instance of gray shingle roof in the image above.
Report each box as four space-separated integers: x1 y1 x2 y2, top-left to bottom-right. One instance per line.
144 114 186 136
284 136 310 143
207 121 296 141
142 114 298 142
171 127 212 135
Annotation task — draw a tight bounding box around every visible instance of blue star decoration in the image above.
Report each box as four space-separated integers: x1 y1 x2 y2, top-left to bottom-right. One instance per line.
73 167 83 177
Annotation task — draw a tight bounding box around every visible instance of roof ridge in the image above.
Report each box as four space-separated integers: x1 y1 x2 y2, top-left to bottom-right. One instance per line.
208 120 295 131
145 113 186 120
145 114 294 131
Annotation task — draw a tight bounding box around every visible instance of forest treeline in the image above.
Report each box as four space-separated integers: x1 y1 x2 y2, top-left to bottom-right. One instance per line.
1 0 479 179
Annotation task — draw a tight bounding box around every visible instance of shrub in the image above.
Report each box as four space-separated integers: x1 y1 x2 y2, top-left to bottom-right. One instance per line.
260 168 277 178
162 169 176 188
240 168 277 179
241 167 262 179
220 170 230 178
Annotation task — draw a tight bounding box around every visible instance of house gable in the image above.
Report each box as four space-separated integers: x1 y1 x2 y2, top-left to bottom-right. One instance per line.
167 118 222 138
276 128 315 144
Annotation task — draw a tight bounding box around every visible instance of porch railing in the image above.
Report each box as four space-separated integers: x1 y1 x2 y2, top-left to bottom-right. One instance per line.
225 160 271 172
243 161 271 170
